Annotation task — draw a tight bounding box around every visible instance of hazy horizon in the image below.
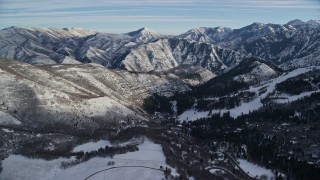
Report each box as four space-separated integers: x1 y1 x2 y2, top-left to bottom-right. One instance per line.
1 0 320 34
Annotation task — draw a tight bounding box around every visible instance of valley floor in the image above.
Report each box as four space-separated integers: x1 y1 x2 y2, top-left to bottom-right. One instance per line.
0 138 176 180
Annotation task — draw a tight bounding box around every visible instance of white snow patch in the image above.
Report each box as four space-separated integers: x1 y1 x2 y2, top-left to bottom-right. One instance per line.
171 100 177 117
226 98 263 118
178 109 209 121
125 42 137 47
275 90 320 103
0 111 21 126
209 169 224 174
238 159 275 179
2 128 14 133
61 56 81 64
72 140 113 153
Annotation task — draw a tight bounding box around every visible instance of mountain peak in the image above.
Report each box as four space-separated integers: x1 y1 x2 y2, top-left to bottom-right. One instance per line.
137 27 152 32
215 26 232 33
286 19 305 26
306 19 320 26
250 22 266 27
126 27 161 42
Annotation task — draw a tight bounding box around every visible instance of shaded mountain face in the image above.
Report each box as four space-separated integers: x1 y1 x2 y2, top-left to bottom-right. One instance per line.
0 59 214 134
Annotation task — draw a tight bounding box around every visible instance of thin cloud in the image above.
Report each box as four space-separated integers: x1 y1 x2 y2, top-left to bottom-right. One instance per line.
0 15 233 23
0 0 318 34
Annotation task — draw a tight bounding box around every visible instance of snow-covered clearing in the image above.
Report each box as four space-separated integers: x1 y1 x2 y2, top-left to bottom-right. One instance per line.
178 109 210 121
0 111 21 126
209 169 224 174
0 138 178 180
238 159 275 179
2 128 14 133
72 140 113 153
275 90 320 103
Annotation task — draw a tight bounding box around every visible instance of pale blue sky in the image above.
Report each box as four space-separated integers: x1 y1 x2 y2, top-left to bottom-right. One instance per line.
0 0 319 34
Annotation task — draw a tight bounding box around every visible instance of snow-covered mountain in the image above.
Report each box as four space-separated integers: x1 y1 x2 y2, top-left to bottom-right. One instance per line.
0 20 319 73
178 26 232 44
122 38 246 73
0 27 149 67
0 59 214 134
178 19 320 68
0 27 95 64
0 26 245 73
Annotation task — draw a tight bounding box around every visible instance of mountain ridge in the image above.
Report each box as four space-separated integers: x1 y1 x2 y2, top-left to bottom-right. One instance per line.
1 19 318 73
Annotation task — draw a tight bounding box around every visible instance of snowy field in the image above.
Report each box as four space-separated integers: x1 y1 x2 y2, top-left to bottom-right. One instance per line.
0 138 178 180
238 159 275 179
178 109 210 121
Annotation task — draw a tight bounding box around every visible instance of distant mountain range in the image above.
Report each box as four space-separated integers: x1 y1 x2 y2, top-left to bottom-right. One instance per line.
1 19 319 74
178 19 320 69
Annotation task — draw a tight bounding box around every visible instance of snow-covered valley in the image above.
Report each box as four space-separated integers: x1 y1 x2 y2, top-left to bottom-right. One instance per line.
0 137 178 180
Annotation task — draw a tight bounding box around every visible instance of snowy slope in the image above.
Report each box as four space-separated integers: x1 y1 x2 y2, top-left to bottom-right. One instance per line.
0 26 95 64
232 60 280 84
0 60 202 133
178 66 318 120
